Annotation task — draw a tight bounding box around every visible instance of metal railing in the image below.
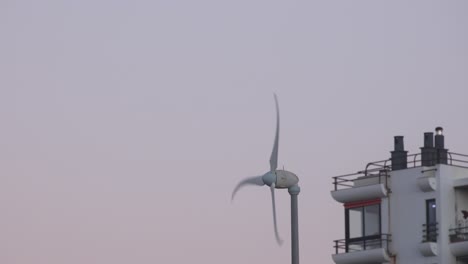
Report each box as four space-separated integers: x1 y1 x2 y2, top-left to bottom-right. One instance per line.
422 222 438 242
332 168 389 191
332 152 468 191
449 226 468 243
448 152 468 168
333 234 391 254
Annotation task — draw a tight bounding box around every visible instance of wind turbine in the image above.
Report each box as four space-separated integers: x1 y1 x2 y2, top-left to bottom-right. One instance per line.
231 94 301 264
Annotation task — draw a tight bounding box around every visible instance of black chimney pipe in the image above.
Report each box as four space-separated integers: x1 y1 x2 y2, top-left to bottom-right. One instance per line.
435 127 448 164
421 132 436 166
391 136 407 170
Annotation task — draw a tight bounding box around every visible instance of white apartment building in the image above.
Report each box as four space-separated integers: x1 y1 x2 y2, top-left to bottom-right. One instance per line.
331 127 468 264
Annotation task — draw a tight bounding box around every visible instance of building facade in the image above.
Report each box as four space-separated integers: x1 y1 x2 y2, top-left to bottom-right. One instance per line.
331 128 468 264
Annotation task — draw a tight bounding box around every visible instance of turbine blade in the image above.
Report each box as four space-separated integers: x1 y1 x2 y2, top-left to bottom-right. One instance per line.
270 183 283 246
231 176 265 201
269 94 279 172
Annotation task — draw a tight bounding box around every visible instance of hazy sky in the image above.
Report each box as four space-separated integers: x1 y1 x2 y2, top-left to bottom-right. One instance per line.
1 1 468 263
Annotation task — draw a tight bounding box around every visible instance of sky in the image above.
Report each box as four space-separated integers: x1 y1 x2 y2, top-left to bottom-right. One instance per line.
1 0 468 263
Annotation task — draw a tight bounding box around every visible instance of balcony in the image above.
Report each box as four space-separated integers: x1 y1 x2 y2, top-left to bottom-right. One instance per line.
449 226 468 257
332 234 391 264
422 222 438 242
419 223 438 257
417 168 437 192
331 168 389 204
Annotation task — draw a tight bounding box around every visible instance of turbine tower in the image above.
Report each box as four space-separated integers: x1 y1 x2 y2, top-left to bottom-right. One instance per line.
232 94 301 264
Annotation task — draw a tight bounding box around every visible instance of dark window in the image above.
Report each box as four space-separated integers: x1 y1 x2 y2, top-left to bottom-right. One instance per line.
426 199 437 242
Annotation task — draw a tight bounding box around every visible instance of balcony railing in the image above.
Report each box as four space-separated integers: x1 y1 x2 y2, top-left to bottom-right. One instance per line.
333 234 391 254
449 226 468 259
332 152 468 191
450 226 468 243
332 168 389 191
422 222 438 242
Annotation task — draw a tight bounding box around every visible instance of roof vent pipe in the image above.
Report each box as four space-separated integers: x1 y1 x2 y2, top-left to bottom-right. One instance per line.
391 136 407 170
435 127 448 164
435 127 444 149
424 132 434 148
394 136 404 151
421 132 436 166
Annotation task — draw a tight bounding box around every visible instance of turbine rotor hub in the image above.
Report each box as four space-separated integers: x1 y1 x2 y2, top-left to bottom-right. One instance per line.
262 172 277 187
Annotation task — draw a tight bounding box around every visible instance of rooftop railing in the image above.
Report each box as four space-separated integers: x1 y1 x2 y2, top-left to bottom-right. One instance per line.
333 152 468 191
332 168 389 191
447 152 468 168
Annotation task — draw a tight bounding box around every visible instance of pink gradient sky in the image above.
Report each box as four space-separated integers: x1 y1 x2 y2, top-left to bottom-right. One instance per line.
1 1 468 263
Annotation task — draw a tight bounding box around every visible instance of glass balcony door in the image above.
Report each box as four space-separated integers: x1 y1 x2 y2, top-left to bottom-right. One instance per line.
345 203 381 252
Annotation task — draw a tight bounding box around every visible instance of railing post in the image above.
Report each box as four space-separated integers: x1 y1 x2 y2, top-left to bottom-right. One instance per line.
386 234 390 253
385 170 389 189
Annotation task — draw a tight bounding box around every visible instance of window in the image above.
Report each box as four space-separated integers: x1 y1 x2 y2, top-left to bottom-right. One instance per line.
345 200 381 252
348 207 363 238
365 204 380 236
426 199 437 242
426 199 436 223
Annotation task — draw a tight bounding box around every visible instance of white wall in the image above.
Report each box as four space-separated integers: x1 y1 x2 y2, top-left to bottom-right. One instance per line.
389 167 437 263
436 165 458 264
389 165 468 264
437 165 468 264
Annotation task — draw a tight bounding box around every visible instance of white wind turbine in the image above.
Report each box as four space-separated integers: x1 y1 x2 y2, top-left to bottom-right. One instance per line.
231 94 301 264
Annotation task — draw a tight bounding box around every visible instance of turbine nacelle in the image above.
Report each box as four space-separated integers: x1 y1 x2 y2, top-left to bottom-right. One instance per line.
275 170 299 189
262 170 299 189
